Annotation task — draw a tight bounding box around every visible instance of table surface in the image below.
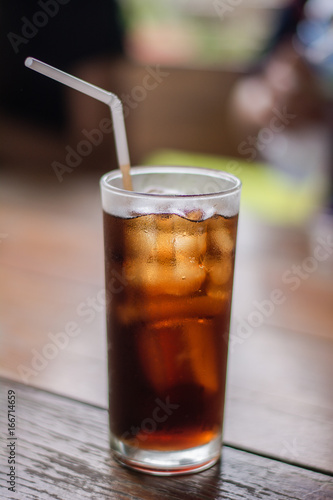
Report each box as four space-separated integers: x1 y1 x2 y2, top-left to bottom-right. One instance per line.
1 377 333 500
0 170 333 498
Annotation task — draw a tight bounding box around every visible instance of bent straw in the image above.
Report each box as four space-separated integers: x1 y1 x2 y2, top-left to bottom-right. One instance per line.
25 57 133 190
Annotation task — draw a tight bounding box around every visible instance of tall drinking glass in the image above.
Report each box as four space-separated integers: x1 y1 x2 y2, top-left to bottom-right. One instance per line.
100 166 241 475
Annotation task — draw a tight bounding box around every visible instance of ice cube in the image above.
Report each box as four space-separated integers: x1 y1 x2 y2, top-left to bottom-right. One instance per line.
185 209 204 221
124 214 176 261
206 284 232 306
136 318 220 394
155 215 174 261
124 258 206 296
180 319 219 392
205 256 234 287
116 290 228 327
136 322 186 392
124 218 156 258
207 217 235 255
173 217 207 260
174 233 206 259
171 260 206 295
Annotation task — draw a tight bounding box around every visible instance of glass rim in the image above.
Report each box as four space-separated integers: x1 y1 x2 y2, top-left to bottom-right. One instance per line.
100 165 242 200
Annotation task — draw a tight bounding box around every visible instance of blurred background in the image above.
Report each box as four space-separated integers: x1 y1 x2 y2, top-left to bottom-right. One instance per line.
0 0 332 467
1 0 332 174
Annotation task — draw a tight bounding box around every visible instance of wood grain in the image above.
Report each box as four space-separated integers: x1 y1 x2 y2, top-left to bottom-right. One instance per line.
225 325 333 474
1 379 333 500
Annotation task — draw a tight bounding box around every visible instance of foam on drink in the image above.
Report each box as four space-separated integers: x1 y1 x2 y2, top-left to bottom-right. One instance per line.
101 166 240 220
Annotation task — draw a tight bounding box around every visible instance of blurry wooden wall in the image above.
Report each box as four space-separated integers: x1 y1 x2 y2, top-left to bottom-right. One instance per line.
0 60 244 172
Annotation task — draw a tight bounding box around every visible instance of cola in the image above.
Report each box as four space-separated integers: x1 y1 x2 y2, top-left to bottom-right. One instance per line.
104 210 238 451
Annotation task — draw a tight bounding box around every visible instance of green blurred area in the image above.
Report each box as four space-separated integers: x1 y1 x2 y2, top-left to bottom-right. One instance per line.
145 150 325 225
121 0 280 66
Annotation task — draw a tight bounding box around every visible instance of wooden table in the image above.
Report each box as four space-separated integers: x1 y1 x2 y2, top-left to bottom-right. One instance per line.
1 377 332 500
1 169 333 498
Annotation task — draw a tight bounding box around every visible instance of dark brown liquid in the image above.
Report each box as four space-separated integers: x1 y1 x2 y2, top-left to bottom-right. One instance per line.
103 211 238 451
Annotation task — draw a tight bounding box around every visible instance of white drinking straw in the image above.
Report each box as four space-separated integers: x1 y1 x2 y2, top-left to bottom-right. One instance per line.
25 57 133 190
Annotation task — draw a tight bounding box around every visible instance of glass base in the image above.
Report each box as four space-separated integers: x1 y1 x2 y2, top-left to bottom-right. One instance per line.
110 433 222 476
